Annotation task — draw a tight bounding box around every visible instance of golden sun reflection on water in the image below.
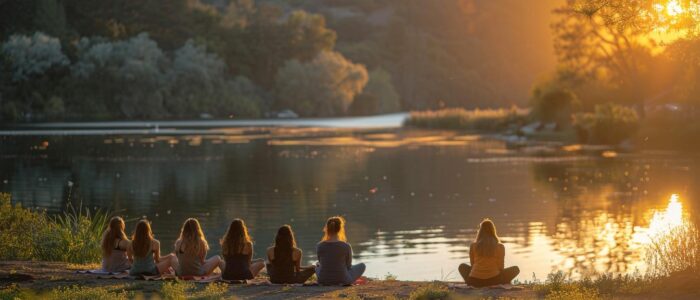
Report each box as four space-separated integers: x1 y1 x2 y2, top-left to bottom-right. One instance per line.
633 194 685 246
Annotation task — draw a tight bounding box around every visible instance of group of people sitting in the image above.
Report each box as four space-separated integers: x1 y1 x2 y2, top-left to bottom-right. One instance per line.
101 215 365 285
102 214 518 287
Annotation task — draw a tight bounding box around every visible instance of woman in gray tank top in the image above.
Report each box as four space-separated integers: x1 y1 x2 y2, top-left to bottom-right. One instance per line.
316 216 366 285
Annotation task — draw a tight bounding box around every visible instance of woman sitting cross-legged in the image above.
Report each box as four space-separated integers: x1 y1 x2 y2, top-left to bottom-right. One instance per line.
458 218 520 287
127 219 178 276
266 225 316 284
316 216 366 285
174 218 224 276
220 219 265 280
101 216 131 273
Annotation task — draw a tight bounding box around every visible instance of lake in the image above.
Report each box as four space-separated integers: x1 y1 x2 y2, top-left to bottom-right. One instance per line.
1 121 698 281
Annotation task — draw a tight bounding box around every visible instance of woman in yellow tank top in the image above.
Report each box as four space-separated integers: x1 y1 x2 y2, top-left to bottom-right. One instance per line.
458 219 520 287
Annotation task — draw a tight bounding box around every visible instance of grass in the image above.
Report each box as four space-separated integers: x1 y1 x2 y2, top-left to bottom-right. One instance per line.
404 107 529 132
409 283 450 300
0 193 109 263
160 281 231 300
0 284 129 300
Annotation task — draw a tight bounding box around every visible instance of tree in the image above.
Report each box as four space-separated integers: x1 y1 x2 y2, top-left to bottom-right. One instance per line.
551 0 669 114
33 0 68 38
166 40 262 118
275 51 368 116
68 33 168 119
0 32 69 121
350 67 400 115
222 6 336 89
1 32 68 82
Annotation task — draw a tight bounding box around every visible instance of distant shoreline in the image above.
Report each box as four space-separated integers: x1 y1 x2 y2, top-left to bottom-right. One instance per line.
0 113 409 136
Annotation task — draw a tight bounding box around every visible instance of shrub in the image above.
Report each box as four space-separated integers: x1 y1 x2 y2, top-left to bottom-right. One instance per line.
0 193 109 263
405 107 528 132
530 79 579 125
0 193 51 260
573 103 639 144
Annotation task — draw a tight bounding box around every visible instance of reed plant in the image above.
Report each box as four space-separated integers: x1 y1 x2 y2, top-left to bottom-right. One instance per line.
0 193 109 263
645 221 700 277
404 107 529 132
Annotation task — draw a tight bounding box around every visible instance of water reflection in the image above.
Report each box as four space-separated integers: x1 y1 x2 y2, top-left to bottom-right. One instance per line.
0 131 697 281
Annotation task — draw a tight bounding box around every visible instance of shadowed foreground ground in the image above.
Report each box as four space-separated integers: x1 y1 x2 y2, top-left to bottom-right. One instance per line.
2 261 700 299
0 261 535 299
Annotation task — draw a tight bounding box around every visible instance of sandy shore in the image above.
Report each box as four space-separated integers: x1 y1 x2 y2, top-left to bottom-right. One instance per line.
0 261 537 299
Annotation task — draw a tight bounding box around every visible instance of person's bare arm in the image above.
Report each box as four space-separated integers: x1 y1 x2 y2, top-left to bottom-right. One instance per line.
153 240 161 263
294 248 302 272
246 242 254 263
126 242 134 264
266 247 274 262
199 243 207 263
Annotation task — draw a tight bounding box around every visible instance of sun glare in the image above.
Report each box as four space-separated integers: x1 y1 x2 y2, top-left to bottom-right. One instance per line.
666 0 684 16
633 194 686 245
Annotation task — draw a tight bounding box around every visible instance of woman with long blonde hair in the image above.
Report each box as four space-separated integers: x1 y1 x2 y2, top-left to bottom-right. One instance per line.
127 219 177 276
100 216 131 272
316 216 365 285
458 219 519 287
219 219 265 280
174 218 223 276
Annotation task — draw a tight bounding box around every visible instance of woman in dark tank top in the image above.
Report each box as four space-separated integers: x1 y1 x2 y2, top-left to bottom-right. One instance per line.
266 225 315 284
100 216 131 273
220 219 265 280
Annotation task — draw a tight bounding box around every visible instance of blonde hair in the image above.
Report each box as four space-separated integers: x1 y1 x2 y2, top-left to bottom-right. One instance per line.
220 219 252 256
101 216 128 257
322 216 347 242
176 218 209 254
131 220 154 258
474 218 500 257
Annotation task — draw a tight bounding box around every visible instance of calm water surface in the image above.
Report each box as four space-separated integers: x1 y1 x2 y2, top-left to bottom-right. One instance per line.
1 127 698 281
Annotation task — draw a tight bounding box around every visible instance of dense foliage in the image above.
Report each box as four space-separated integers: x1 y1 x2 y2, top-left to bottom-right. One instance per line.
0 193 108 263
573 103 640 145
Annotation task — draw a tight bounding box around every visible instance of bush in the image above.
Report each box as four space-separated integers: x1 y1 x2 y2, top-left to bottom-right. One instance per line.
405 107 529 132
0 193 109 263
573 103 639 144
530 78 579 125
0 193 53 260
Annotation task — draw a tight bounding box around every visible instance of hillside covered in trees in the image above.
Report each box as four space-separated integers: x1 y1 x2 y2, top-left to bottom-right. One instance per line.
0 0 559 122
